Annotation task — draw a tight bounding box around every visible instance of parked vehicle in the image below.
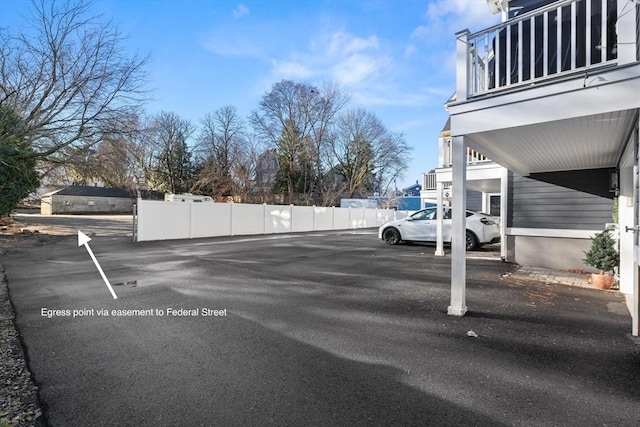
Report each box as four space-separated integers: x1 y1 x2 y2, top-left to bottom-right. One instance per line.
378 208 500 250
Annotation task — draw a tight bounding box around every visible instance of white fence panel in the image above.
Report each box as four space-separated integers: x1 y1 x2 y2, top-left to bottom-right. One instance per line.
365 208 380 227
136 200 401 242
333 208 350 229
313 207 334 230
191 203 231 238
377 209 396 224
231 204 265 235
350 208 367 228
137 200 190 241
292 206 314 232
265 204 292 234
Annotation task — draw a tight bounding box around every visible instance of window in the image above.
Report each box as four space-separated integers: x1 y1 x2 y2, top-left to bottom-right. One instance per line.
412 208 436 221
490 196 500 216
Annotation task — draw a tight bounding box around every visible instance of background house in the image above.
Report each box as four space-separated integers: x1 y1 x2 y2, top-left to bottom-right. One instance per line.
401 181 422 196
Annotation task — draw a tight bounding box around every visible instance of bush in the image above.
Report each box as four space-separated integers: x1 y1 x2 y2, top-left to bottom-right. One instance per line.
0 145 40 216
583 230 619 274
0 107 40 216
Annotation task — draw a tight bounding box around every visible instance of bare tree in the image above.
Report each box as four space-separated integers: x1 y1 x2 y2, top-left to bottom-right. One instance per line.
0 0 149 165
35 113 152 192
93 133 141 189
233 135 261 203
371 130 412 197
192 106 245 197
250 80 347 204
301 82 349 204
329 108 411 199
146 111 195 194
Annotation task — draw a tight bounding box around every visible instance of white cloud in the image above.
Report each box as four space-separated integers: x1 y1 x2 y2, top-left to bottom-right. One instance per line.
202 21 446 109
412 0 500 44
233 3 249 19
328 32 379 56
404 44 417 57
427 0 499 30
271 60 314 80
330 53 390 86
261 29 392 91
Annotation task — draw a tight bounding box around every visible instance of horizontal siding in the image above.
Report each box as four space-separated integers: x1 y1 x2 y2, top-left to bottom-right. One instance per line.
467 190 482 212
508 169 613 230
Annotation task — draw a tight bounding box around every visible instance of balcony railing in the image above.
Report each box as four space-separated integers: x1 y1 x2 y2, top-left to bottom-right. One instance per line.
462 0 621 97
440 137 493 168
424 142 493 190
424 172 437 191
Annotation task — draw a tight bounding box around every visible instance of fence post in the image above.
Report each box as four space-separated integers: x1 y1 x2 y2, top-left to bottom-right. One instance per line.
189 202 193 239
289 204 294 233
332 206 335 230
230 202 234 236
132 201 138 242
263 203 267 234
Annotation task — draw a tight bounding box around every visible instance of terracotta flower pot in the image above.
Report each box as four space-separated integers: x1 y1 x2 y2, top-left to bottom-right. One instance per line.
591 273 612 290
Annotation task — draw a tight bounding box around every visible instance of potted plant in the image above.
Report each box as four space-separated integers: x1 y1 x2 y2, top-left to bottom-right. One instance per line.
583 230 619 289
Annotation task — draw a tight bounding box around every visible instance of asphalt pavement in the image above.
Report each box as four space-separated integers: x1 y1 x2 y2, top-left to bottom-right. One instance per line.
10 210 134 237
2 230 639 426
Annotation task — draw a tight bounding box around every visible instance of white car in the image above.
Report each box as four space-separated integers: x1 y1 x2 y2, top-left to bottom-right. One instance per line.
378 208 500 250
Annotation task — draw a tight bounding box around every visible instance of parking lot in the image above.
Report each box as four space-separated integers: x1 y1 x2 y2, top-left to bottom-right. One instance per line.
2 229 639 426
10 210 134 237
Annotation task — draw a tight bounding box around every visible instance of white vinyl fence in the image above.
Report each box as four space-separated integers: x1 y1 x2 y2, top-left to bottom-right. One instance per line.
134 200 411 242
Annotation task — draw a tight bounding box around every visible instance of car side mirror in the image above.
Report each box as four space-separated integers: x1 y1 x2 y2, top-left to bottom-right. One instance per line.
405 217 413 221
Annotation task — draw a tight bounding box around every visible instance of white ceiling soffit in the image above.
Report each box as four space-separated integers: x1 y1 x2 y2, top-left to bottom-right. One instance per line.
467 178 501 193
466 109 635 175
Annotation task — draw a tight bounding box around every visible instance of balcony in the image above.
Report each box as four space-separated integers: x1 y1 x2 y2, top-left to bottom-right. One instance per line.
459 0 627 98
424 143 495 190
423 172 437 191
448 0 638 176
440 137 492 168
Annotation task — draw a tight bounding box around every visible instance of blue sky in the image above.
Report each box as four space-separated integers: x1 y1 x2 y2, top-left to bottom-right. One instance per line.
2 0 501 189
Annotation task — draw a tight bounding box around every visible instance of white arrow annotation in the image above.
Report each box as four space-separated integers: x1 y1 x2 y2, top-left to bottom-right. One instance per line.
78 230 118 300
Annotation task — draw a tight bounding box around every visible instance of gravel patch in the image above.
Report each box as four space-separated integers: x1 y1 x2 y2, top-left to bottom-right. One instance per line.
0 268 44 426
0 218 46 426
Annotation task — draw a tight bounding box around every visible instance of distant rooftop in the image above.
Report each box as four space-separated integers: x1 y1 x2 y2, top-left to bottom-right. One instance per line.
42 186 164 200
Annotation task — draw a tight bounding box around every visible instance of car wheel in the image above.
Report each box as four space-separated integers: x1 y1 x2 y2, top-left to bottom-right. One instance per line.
466 231 479 250
382 228 401 245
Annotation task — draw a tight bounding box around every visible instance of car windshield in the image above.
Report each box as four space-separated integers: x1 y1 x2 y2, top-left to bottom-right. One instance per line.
409 208 464 221
411 209 436 220
409 208 455 220
411 209 436 221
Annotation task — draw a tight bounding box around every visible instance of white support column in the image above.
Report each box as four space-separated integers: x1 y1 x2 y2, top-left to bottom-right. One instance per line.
455 30 470 102
633 120 639 337
633 252 638 337
448 136 467 316
436 180 445 256
500 167 509 261
617 0 637 65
